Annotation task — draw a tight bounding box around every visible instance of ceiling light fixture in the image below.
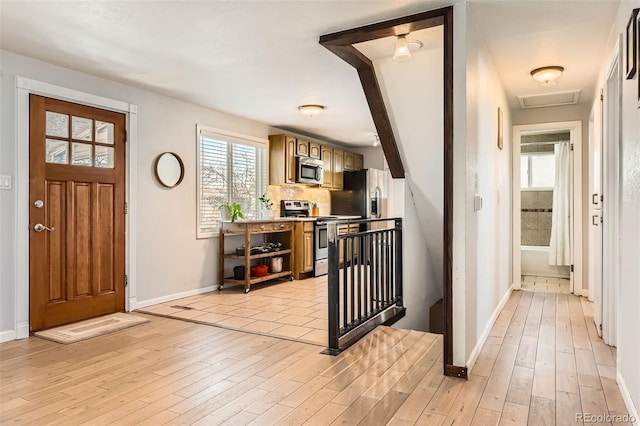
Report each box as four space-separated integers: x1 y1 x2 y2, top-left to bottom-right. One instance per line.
373 134 380 147
298 104 324 117
530 66 564 85
393 34 423 62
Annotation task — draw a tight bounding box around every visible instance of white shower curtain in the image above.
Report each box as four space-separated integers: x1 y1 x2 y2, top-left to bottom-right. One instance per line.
549 142 571 266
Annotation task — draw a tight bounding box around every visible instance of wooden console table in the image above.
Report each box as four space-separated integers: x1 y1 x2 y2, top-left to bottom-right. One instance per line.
218 220 294 293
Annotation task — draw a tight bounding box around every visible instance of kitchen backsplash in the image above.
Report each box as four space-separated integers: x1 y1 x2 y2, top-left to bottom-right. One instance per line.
267 185 331 216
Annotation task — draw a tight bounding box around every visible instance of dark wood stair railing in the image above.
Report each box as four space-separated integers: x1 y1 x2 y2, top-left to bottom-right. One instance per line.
323 218 405 355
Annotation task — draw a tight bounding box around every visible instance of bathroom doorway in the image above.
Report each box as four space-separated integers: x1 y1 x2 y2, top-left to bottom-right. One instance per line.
512 121 583 295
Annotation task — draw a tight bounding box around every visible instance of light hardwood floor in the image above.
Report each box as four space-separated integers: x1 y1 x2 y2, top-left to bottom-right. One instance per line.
0 289 630 425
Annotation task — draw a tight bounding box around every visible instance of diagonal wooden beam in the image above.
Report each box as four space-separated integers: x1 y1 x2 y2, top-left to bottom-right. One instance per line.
319 8 449 178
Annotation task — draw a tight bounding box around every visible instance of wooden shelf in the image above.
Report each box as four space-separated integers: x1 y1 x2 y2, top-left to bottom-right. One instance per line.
223 249 291 260
223 271 293 285
219 220 295 292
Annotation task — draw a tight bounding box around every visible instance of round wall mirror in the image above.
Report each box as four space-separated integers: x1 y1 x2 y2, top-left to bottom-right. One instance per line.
154 152 184 188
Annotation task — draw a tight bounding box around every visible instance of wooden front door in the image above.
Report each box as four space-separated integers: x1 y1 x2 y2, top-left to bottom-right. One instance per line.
29 95 126 331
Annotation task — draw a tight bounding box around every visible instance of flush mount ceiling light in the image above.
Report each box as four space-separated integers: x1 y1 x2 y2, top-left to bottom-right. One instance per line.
298 104 324 117
393 34 423 62
530 66 565 85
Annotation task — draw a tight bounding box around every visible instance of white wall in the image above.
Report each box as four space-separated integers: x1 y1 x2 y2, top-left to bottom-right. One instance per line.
0 50 270 337
512 104 591 295
462 5 513 369
370 27 445 332
594 1 640 419
387 179 441 332
351 146 386 171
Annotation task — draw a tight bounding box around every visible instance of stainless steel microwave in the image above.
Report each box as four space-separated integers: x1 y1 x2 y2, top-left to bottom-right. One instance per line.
296 156 324 185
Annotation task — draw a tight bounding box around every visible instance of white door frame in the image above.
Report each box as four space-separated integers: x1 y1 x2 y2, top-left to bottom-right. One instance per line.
13 77 137 339
600 36 622 347
587 103 602 305
512 121 583 294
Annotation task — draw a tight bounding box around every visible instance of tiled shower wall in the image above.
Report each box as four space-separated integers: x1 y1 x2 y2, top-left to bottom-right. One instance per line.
521 190 553 246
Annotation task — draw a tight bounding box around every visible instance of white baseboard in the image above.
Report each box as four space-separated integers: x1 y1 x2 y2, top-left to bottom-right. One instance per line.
1 323 35 342
617 369 639 425
131 285 216 311
16 322 29 339
466 283 515 374
0 330 16 343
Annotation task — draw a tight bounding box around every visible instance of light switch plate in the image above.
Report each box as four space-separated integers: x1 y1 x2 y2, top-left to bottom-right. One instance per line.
474 195 483 211
0 175 12 190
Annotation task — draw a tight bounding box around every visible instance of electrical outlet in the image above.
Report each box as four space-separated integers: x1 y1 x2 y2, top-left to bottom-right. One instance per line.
0 175 12 190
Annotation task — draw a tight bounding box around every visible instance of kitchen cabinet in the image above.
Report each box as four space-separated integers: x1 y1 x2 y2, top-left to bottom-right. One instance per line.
344 152 363 171
338 224 360 266
219 220 294 293
354 154 364 171
344 151 354 171
309 142 321 160
333 149 344 190
269 134 362 187
293 221 314 279
269 135 297 185
321 146 333 189
296 139 309 157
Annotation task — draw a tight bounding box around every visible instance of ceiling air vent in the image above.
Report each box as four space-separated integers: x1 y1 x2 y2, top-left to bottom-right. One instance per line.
517 90 581 109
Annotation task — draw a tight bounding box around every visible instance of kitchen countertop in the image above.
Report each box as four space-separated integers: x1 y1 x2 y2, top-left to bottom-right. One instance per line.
221 215 361 224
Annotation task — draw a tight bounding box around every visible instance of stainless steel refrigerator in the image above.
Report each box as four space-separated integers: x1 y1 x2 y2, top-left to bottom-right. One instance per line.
330 168 388 220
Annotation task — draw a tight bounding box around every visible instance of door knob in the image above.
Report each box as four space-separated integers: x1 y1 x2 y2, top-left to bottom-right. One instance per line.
34 223 55 232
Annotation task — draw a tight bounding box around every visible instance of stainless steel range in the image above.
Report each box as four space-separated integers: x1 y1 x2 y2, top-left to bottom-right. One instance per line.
312 216 338 276
280 200 337 277
280 200 311 218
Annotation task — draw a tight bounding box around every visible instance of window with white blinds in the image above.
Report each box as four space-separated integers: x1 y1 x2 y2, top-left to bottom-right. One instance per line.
197 126 267 238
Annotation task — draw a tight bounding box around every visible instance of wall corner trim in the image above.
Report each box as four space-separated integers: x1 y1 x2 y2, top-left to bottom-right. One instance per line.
466 283 515 374
16 322 29 339
617 369 639 425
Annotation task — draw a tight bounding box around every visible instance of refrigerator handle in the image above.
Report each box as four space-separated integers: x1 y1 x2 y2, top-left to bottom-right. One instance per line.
373 186 382 218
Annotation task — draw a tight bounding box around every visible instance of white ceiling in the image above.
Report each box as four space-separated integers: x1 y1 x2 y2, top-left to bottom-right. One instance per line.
469 1 619 109
0 1 620 146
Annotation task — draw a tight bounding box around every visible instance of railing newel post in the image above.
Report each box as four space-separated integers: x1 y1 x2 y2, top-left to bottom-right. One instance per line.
395 219 403 308
327 222 340 354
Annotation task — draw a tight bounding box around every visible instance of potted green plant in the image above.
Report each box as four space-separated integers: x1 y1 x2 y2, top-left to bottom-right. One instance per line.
220 202 244 223
258 193 276 219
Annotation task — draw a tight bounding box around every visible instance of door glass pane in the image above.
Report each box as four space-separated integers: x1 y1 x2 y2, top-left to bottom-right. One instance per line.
46 111 69 138
72 116 93 141
71 143 93 166
45 139 68 164
95 121 114 144
95 145 114 168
